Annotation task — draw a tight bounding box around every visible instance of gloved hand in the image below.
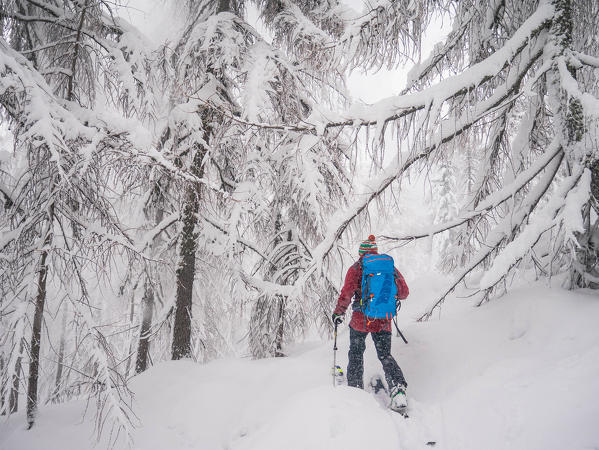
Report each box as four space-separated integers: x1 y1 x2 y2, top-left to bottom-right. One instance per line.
332 313 344 325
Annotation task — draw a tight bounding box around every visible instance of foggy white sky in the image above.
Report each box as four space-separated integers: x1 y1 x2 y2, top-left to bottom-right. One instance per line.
347 14 451 103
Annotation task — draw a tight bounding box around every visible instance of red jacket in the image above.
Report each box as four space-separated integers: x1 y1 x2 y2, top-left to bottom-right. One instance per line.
333 252 409 333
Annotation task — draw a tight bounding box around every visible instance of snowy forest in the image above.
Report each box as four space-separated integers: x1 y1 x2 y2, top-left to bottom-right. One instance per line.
1 0 598 448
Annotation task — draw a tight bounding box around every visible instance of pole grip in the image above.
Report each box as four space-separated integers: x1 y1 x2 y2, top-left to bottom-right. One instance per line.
333 322 338 350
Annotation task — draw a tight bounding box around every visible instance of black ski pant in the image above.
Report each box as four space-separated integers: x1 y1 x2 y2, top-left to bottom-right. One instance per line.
347 326 407 391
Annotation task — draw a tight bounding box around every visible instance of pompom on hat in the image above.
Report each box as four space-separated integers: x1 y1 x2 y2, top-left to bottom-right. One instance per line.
358 235 378 255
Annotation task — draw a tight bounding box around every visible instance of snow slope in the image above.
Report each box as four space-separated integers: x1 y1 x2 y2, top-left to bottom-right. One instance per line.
2 283 599 450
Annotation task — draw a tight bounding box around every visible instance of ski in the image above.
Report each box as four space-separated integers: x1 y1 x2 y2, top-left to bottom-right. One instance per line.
369 375 437 446
369 374 409 416
368 373 389 409
369 373 408 416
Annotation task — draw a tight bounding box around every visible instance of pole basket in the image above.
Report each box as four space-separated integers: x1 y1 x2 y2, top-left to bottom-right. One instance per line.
332 365 345 385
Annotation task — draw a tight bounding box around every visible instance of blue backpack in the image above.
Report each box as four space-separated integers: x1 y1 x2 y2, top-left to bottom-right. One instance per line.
360 253 398 319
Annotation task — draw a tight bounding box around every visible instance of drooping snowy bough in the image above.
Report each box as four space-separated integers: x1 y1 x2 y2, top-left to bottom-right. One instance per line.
233 0 599 320
0 0 152 443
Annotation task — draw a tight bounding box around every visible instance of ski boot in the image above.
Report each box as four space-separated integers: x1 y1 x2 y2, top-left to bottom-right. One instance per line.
389 384 408 416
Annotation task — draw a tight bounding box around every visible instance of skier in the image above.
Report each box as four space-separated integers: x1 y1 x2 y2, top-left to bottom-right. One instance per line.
332 235 410 412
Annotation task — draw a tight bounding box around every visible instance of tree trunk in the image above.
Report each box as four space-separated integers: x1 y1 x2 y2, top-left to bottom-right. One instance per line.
578 159 599 288
590 160 599 213
124 285 137 376
49 303 68 403
274 296 285 357
551 0 599 288
26 247 49 429
271 224 294 357
9 340 24 414
0 356 4 412
135 283 154 373
171 141 207 360
1 337 23 415
171 191 197 360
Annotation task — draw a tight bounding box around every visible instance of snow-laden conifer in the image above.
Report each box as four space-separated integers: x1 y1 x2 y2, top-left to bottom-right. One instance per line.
230 0 599 319
0 0 153 441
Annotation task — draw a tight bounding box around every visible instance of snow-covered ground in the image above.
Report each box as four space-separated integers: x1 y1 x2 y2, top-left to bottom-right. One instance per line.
2 281 599 450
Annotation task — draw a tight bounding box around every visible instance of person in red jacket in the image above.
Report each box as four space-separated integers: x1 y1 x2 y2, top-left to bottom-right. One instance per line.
332 235 410 411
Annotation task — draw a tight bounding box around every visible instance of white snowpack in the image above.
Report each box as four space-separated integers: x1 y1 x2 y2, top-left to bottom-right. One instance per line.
2 282 599 450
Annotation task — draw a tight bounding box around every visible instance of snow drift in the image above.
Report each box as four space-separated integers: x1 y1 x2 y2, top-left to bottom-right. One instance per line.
1 283 599 450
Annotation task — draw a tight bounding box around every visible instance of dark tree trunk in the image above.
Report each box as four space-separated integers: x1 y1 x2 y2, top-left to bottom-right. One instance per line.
124 285 137 376
0 357 4 412
1 338 23 415
550 0 597 288
171 193 198 360
580 160 599 288
26 247 49 429
274 296 285 357
272 214 286 357
135 284 154 373
171 141 207 360
49 304 68 403
590 160 599 211
26 201 54 428
9 342 23 414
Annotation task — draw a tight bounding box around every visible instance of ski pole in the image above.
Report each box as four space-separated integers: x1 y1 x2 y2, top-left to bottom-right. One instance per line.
332 321 338 386
393 316 408 344
393 301 408 344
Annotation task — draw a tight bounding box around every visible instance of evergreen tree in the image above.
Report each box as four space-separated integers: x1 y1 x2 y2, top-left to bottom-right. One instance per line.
0 0 151 439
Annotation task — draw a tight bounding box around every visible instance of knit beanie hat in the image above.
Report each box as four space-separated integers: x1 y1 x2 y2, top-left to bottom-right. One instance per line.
359 235 378 255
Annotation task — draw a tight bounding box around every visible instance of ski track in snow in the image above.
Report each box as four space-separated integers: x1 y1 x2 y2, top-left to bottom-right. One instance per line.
1 283 599 450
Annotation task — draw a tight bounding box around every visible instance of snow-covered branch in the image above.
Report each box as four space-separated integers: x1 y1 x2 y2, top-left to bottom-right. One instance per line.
381 141 563 242
418 148 565 321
